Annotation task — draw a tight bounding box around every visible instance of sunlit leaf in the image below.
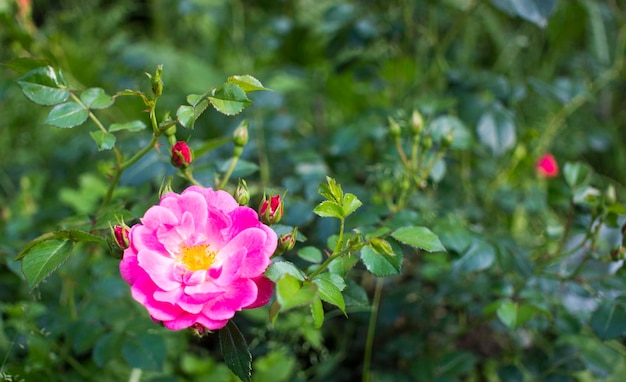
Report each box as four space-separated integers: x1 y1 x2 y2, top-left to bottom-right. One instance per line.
81 87 114 109
227 75 269 92
313 201 343 219
17 66 70 106
20 240 73 290
391 226 446 252
45 101 89 128
310 297 324 329
208 83 252 116
276 274 318 311
360 245 402 277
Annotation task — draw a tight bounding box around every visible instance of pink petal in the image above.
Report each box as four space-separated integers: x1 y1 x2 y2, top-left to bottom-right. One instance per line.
246 276 274 309
120 248 141 284
219 228 271 278
137 249 180 291
131 275 184 321
201 279 257 320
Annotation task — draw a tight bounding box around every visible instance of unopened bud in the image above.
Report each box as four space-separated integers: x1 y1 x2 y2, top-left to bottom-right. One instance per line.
606 185 616 205
112 224 130 250
411 109 424 136
388 117 401 139
150 64 164 98
441 133 453 149
369 237 394 256
171 141 193 169
420 136 433 151
273 227 298 257
611 246 625 261
235 179 250 206
259 194 284 225
233 120 249 148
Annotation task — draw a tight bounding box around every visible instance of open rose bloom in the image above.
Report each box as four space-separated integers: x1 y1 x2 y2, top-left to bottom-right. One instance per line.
120 186 277 330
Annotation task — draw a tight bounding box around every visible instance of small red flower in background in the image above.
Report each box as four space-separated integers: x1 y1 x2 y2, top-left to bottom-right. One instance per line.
171 141 192 168
536 153 559 178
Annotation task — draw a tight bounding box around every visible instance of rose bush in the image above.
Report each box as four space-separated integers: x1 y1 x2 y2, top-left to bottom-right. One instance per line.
120 186 277 330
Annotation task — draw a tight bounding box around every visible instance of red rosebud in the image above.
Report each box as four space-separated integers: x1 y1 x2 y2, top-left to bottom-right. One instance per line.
171 141 192 168
536 153 559 178
273 227 298 257
112 224 130 250
259 194 284 225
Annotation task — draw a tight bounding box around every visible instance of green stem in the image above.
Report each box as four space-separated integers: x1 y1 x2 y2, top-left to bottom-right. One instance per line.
128 368 142 382
394 138 411 169
70 92 108 134
99 134 160 212
362 277 384 382
219 154 240 190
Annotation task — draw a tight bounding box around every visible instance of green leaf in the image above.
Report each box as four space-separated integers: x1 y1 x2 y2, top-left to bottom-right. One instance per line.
45 101 89 128
89 131 116 151
186 92 209 106
312 274 346 315
227 75 268 92
360 245 402 277
93 332 122 367
563 161 591 189
590 300 626 340
496 300 536 329
342 193 362 217
219 321 251 382
313 201 344 219
21 240 74 290
208 83 252 116
297 246 323 263
452 240 495 273
310 297 324 329
437 351 478 377
176 97 209 129
17 66 70 106
476 102 516 156
318 177 343 203
121 333 166 371
343 280 369 308
80 87 114 109
4 57 51 75
16 229 104 261
391 226 446 252
109 120 147 132
428 115 472 150
276 274 318 311
265 261 306 282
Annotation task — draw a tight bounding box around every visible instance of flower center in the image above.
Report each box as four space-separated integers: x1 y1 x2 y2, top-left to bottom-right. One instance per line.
180 244 217 271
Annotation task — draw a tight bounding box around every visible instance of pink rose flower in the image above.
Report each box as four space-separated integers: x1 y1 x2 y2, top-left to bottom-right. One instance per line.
120 186 277 330
536 153 559 178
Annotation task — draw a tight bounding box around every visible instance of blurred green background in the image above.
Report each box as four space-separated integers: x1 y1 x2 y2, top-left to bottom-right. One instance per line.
2 0 626 381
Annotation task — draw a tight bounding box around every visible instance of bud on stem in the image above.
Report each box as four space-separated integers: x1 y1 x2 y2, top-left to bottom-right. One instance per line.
259 194 284 225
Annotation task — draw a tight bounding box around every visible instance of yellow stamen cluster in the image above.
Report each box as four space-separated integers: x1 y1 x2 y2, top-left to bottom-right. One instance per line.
180 244 216 271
